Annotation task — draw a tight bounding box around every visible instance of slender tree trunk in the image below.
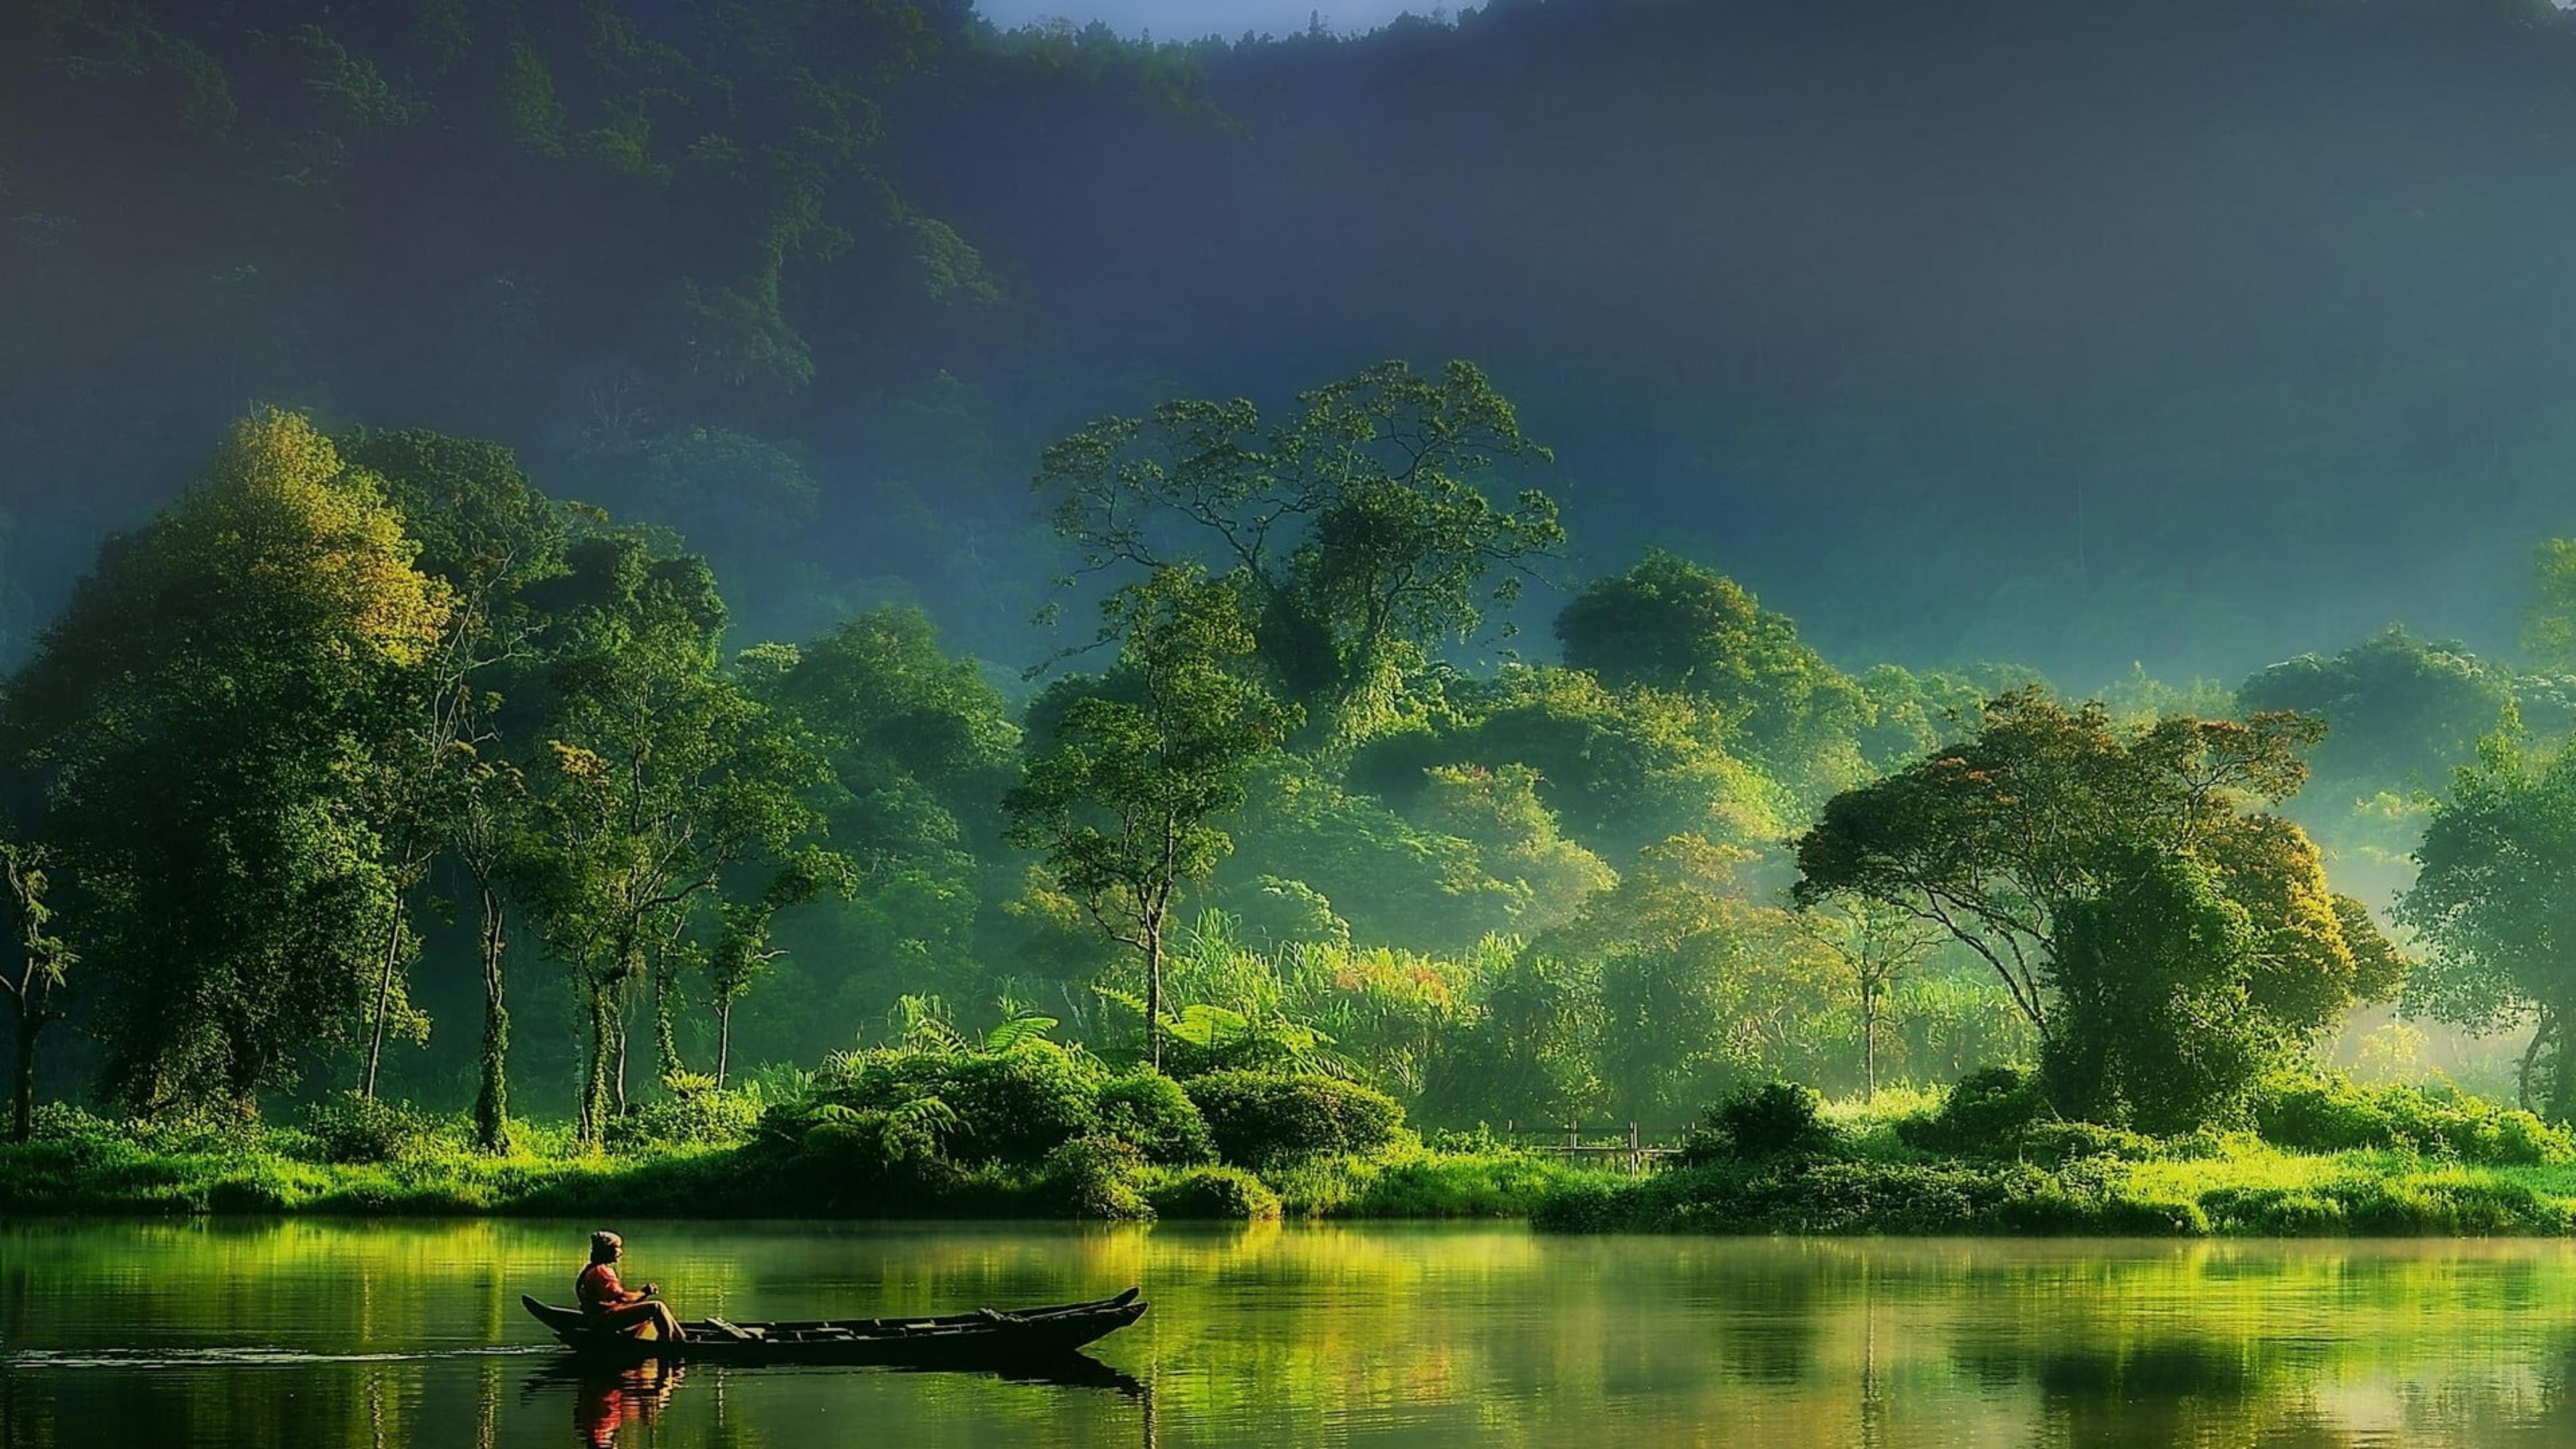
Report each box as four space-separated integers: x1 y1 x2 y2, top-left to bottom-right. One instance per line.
472 879 509 1153
714 999 733 1090
653 970 682 1084
1145 924 1164 1072
359 904 408 1100
2520 1012 2556 1114
612 1000 631 1116
580 987 611 1145
1862 981 1880 1104
11 1009 38 1144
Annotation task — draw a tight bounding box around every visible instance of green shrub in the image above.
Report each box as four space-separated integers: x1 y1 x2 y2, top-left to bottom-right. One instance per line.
1183 1071 1405 1170
824 1042 1104 1165
298 1093 449 1165
2016 1120 2160 1165
1679 1081 1837 1165
780 1101 960 1206
1895 1067 2049 1155
1041 1136 1153 1221
2250 1074 2576 1166
1096 1071 1217 1164
604 1087 763 1151
1147 1165 1282 1220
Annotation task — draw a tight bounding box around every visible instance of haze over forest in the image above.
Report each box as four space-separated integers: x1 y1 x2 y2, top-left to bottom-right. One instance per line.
10 0 2576 687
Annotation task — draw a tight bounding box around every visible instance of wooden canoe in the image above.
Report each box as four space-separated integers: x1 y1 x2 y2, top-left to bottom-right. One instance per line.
520 1287 1147 1365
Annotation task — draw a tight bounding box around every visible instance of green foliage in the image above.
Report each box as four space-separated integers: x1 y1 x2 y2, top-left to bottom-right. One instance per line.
2237 626 2513 796
819 1041 1105 1167
603 1085 765 1151
1797 691 2394 1130
1351 665 1783 863
1895 1067 2050 1154
298 1092 450 1166
1038 1135 1153 1220
1146 1164 1281 1220
1679 1081 1838 1165
2250 1074 2575 1166
2399 729 2576 1116
1008 565 1297 1064
1095 1070 1217 1165
1036 359 1559 746
1184 1070 1405 1170
2525 538 2576 675
1556 551 1870 796
10 412 453 1112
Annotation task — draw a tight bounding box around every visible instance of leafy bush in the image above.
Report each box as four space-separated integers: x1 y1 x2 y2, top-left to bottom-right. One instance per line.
1041 1136 1153 1221
1183 1070 1405 1170
298 1093 449 1165
1096 1071 1216 1165
1147 1165 1283 1220
2015 1120 2161 1165
1895 1067 2049 1155
822 1042 1105 1165
1678 1081 1837 1164
2251 1074 2576 1166
776 1099 961 1205
604 1086 764 1151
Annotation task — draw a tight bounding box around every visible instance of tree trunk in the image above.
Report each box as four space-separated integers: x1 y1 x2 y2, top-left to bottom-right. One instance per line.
580 988 611 1145
714 1000 733 1090
11 1009 37 1144
612 1002 630 1117
359 905 407 1100
2520 1012 2557 1114
1862 982 1880 1105
1145 926 1164 1072
2546 1009 2576 1124
653 970 682 1084
472 880 509 1154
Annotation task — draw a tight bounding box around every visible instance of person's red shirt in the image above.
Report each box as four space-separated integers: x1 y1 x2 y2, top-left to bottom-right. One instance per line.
577 1262 628 1320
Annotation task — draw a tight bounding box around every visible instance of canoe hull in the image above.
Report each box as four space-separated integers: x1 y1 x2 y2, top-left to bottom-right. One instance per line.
520 1289 1146 1366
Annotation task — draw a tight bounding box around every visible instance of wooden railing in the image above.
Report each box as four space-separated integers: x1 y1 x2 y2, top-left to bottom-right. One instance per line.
1488 1120 1690 1172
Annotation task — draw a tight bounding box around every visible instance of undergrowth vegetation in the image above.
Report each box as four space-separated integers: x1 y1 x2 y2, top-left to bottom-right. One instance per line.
1533 1070 2576 1236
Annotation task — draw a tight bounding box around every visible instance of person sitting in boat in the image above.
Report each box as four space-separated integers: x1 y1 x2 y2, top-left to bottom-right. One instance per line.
578 1231 686 1342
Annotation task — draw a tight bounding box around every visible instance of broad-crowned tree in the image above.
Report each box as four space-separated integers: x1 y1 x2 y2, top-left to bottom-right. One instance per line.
1035 359 1559 749
2399 729 2576 1116
1795 690 2402 1126
8 411 452 1113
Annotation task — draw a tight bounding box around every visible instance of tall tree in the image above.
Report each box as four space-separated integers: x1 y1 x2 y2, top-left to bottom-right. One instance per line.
1035 359 1560 748
336 428 568 1102
1555 550 1871 795
0 840 72 1142
1006 567 1295 1068
8 412 452 1114
514 531 835 1141
1796 897 1943 1103
2398 729 2576 1116
1795 691 2401 1124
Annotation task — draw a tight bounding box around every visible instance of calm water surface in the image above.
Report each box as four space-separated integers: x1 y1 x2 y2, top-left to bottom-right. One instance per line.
5 1221 2576 1447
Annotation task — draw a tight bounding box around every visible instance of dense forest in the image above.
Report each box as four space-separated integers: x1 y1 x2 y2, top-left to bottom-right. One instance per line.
10 0 2576 1184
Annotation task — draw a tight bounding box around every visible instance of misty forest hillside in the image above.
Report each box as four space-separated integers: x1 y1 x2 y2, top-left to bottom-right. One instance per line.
10 0 2576 677
10 0 2576 1129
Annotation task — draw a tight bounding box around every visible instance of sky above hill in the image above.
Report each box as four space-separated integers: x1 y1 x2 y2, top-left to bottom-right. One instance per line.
976 0 1426 37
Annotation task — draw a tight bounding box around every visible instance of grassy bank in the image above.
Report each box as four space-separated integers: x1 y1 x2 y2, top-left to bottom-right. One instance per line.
0 1104 1588 1223
20 1066 2576 1237
1533 1072 2576 1237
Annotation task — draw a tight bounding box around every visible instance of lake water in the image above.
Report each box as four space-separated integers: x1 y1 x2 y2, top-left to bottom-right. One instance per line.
6 1221 2576 1447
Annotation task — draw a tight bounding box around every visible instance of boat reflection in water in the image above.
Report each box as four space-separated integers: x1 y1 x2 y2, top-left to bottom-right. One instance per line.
529 1353 1149 1447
